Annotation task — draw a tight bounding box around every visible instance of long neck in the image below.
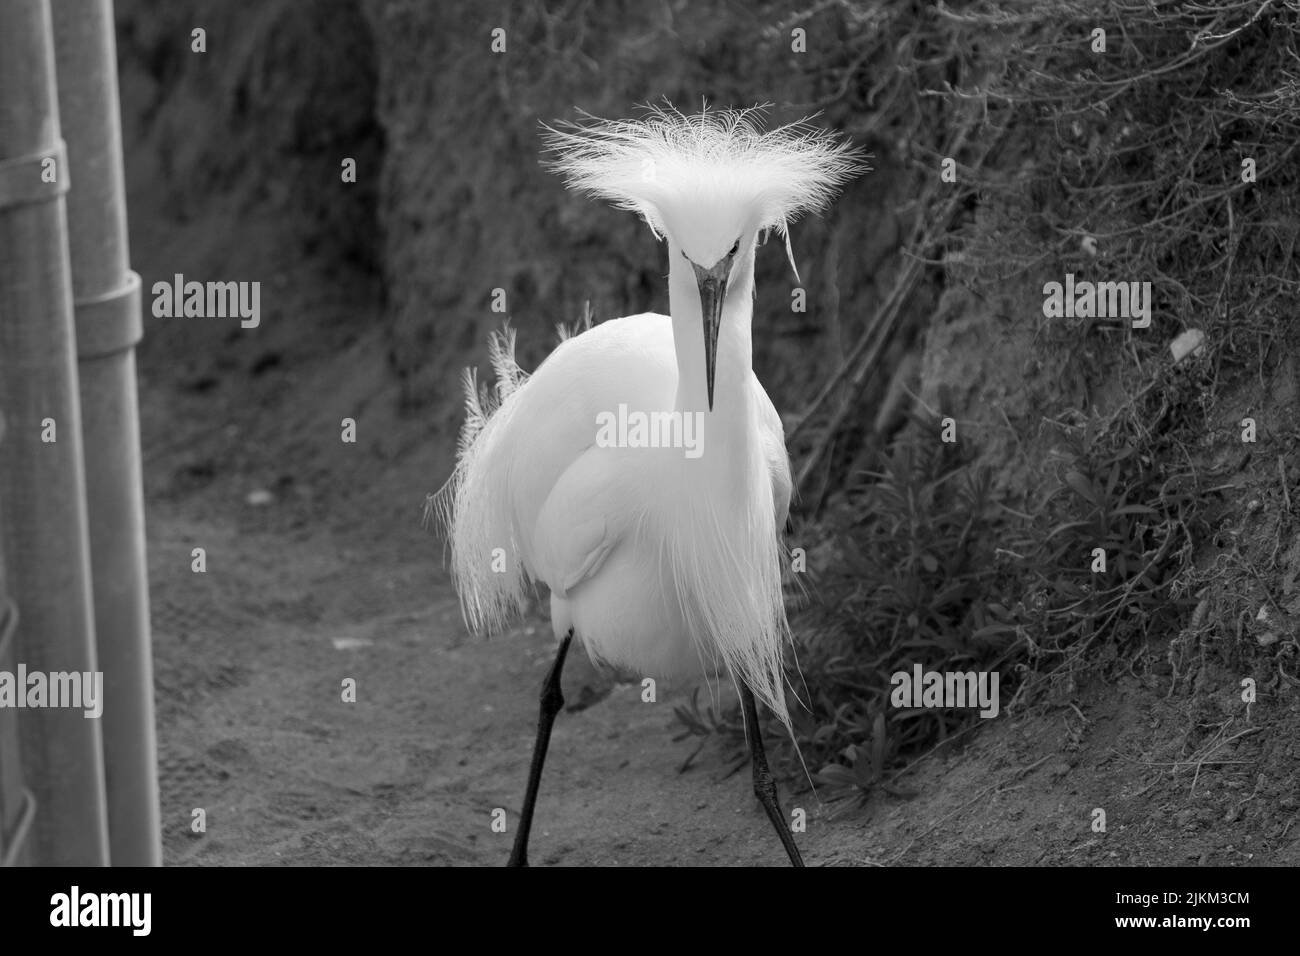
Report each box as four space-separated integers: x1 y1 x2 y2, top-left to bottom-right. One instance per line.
668 247 756 439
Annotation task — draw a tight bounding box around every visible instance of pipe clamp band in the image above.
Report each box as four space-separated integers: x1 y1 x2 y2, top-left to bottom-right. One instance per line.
0 140 69 211
76 271 143 358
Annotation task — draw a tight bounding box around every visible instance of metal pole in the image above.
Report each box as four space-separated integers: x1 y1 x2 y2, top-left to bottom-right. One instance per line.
0 0 111 865
0 412 37 867
51 0 161 867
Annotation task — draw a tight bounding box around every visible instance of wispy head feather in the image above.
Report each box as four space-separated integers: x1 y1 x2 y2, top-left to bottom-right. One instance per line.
542 104 867 254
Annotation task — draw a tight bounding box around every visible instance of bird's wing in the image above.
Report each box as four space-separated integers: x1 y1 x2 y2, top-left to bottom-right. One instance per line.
752 374 792 529
531 445 640 598
440 314 673 635
501 313 674 574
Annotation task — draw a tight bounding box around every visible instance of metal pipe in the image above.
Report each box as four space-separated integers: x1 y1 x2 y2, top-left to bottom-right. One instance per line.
0 438 35 865
0 0 111 866
52 0 161 867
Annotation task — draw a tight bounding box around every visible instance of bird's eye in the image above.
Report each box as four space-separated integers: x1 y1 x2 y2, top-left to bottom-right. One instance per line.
681 249 689 260
728 239 740 256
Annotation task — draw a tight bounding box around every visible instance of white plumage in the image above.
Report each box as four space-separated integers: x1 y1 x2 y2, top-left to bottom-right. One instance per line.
434 106 864 725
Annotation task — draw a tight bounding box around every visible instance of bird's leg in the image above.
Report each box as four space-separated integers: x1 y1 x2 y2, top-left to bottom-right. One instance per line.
740 684 805 867
507 629 573 867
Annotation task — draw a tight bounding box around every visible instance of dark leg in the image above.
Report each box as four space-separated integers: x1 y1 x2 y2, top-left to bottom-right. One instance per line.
507 630 573 867
740 684 805 867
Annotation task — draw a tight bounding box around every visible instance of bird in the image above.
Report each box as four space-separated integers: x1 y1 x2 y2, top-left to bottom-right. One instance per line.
433 105 865 866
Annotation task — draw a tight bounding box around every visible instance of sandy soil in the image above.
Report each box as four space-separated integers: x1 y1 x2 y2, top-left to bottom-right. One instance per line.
146 458 1300 867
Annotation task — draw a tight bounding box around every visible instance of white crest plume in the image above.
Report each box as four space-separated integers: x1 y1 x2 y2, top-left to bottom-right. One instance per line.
541 104 868 246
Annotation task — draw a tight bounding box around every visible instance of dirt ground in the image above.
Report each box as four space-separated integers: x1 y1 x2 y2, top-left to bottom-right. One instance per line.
126 190 1300 868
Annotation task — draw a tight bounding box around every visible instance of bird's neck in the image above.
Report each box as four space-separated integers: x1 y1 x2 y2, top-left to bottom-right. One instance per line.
668 251 755 432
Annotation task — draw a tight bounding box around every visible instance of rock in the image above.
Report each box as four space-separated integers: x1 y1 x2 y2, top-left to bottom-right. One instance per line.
1169 328 1205 363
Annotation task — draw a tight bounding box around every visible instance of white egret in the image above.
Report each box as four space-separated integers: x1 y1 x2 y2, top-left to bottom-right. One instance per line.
434 106 864 866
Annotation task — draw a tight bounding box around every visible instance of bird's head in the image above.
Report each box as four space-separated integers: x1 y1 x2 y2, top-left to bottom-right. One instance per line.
544 105 867 409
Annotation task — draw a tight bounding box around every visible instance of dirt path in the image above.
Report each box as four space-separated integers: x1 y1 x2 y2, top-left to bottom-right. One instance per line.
147 499 846 866
144 415 1300 867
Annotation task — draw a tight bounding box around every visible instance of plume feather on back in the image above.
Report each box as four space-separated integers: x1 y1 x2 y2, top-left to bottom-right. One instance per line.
430 326 532 633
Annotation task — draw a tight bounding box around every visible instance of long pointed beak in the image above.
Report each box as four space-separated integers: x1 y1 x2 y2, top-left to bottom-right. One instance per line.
692 261 729 411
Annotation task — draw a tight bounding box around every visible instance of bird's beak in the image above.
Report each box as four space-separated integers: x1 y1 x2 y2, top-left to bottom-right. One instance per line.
691 259 729 411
